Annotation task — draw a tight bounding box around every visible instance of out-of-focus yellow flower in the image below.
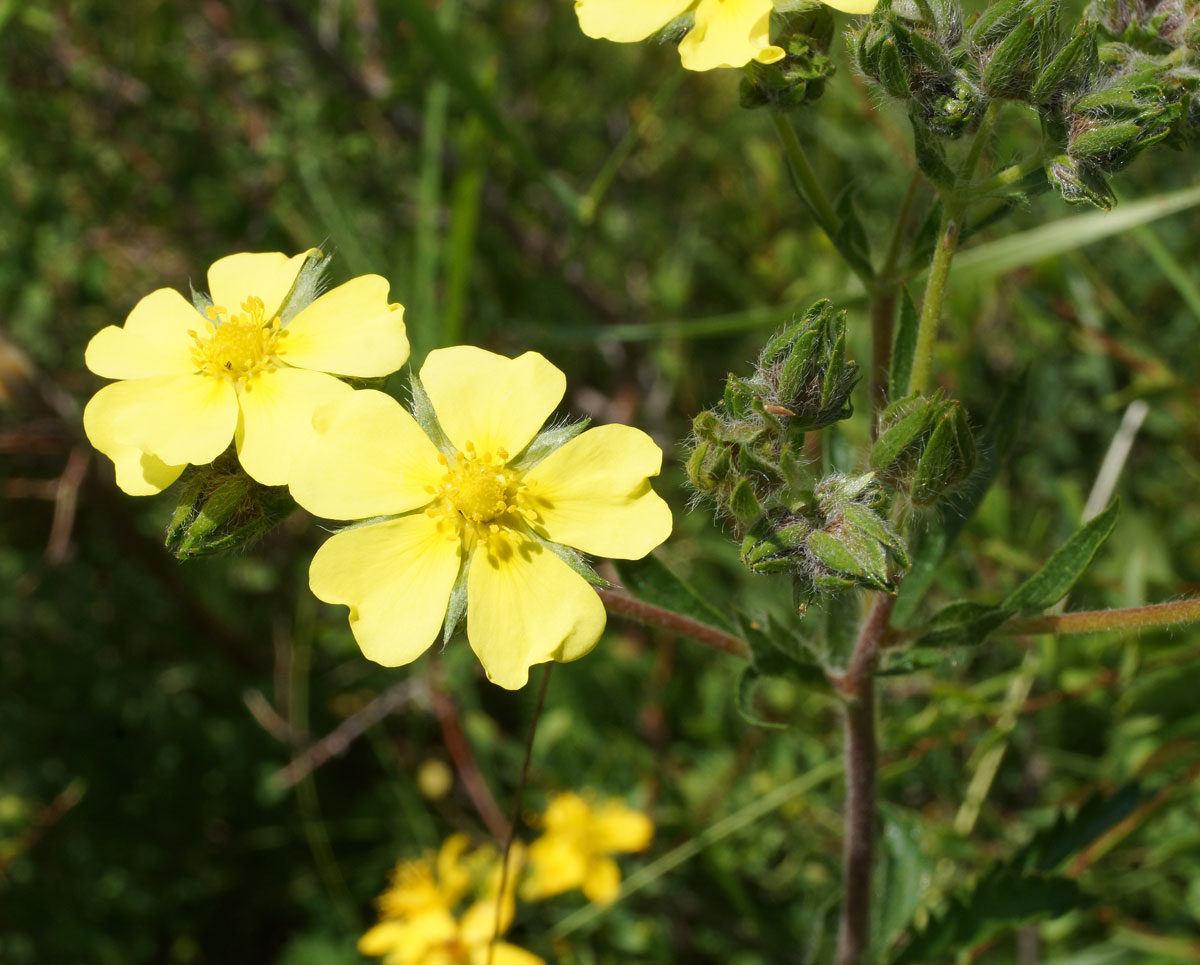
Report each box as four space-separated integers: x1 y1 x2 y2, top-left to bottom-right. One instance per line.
288 345 673 690
523 791 653 904
82 250 408 495
377 834 473 922
574 0 879 72
361 840 542 965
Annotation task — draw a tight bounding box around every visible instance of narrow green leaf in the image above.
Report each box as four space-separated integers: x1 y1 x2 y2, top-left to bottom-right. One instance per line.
913 600 1013 648
613 554 736 634
1004 497 1120 614
888 285 919 401
735 666 787 730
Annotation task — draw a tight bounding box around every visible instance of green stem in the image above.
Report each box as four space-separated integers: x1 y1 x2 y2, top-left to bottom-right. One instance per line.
769 109 842 235
905 104 999 396
969 151 1045 196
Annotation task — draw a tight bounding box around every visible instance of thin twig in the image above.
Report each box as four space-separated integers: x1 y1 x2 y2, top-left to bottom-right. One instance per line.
270 678 425 789
489 664 552 963
428 665 510 841
597 589 749 659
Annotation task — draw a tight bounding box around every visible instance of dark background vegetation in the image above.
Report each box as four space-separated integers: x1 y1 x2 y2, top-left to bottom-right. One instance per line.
2 1 1199 962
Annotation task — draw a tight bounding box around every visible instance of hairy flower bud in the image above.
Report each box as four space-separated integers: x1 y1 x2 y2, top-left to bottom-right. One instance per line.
870 392 977 505
740 473 909 611
165 455 297 559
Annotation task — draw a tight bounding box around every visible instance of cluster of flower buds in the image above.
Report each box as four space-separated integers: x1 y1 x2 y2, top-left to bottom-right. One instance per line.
686 300 859 527
165 454 296 559
740 473 909 611
740 2 837 111
851 0 1198 206
870 391 977 506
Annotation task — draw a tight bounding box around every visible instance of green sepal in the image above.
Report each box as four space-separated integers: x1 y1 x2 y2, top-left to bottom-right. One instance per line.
511 417 590 469
730 477 764 527
442 558 470 644
1031 25 1097 102
807 529 893 592
982 14 1038 97
279 249 332 324
1046 154 1115 209
408 370 454 455
910 400 977 506
533 534 610 588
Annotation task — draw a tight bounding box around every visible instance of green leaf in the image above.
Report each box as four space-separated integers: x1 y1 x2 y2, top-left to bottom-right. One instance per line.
875 809 935 952
613 554 736 634
833 187 874 278
736 611 829 691
1004 498 1120 614
891 869 1087 965
1014 783 1148 874
910 114 955 189
734 666 787 730
888 286 919 401
913 600 1013 648
877 646 952 675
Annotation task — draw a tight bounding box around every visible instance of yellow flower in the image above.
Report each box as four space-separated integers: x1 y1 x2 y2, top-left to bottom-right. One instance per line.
523 791 653 904
361 840 542 965
574 0 879 72
377 834 473 922
82 250 408 495
288 346 673 690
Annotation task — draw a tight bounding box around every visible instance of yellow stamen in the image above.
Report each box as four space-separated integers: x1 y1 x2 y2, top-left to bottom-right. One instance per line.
189 295 282 384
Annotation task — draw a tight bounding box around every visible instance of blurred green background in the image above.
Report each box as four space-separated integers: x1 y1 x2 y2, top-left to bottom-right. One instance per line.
3 0 1200 962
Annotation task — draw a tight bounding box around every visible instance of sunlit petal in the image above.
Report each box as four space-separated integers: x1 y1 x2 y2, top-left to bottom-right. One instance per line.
822 0 879 13
420 347 565 458
84 375 237 468
591 802 654 852
280 275 409 377
106 443 186 496
466 533 605 689
678 0 783 70
233 366 351 486
574 0 692 42
206 250 313 320
524 424 672 559
289 389 445 520
309 514 461 668
582 856 622 904
85 289 202 380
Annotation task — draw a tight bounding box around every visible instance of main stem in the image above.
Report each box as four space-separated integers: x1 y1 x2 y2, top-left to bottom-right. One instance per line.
836 592 897 965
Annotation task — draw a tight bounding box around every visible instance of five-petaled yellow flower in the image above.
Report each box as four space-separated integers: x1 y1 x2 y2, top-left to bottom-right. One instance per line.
360 837 541 965
575 0 878 72
82 250 408 495
289 346 672 689
523 791 653 904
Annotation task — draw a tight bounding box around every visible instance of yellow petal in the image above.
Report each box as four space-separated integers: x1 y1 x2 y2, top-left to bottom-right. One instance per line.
83 375 238 468
523 424 672 559
233 366 352 486
678 0 783 70
822 0 879 13
574 0 692 42
288 389 445 520
524 834 589 899
309 514 461 667
206 250 313 320
582 856 622 904
459 896 515 947
466 533 605 689
543 791 590 832
474 944 546 965
591 801 654 853
279 275 409 377
85 289 201 380
420 347 565 459
105 443 186 496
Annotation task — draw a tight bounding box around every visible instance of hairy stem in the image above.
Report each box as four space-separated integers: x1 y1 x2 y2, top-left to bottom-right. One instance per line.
598 589 750 659
906 206 960 396
836 592 897 965
998 597 1200 636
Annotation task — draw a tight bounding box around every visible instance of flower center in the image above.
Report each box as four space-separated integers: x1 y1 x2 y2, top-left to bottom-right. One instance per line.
189 296 285 384
424 442 540 542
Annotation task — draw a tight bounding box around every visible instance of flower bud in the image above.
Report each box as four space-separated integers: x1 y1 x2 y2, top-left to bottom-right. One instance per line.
165 457 296 559
1031 24 1099 103
1046 153 1116 207
870 393 977 504
740 6 837 111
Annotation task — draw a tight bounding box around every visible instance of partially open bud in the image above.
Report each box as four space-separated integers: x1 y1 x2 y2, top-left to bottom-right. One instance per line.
870 392 976 505
740 4 837 111
165 455 297 559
